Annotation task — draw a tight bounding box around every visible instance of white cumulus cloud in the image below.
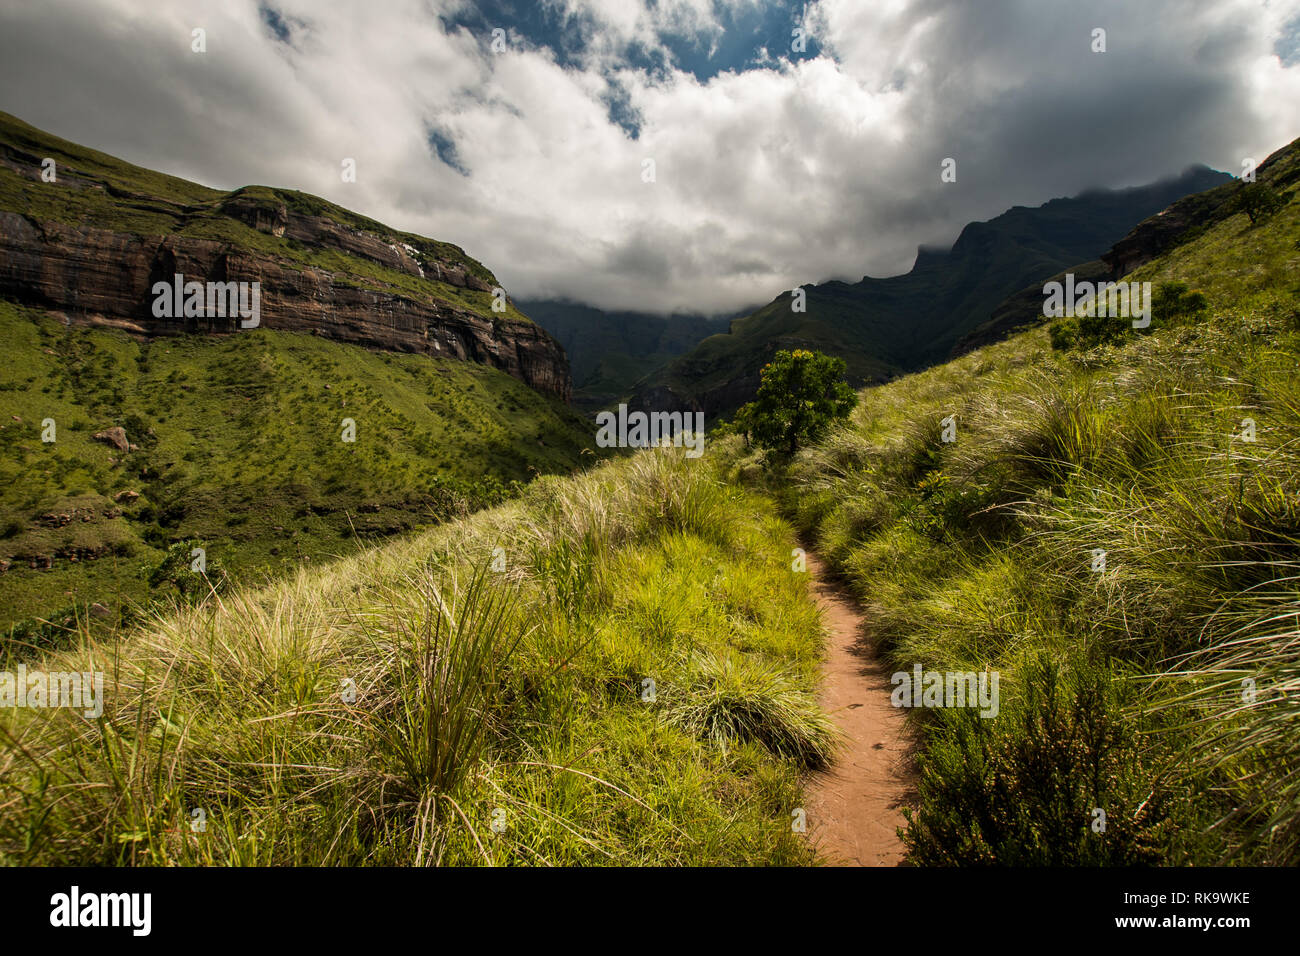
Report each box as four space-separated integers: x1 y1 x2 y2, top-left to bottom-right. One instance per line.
1 0 1299 314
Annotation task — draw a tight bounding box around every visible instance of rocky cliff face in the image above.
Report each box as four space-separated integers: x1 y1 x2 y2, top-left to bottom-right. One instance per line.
0 117 571 400
1103 143 1300 279
1099 186 1236 278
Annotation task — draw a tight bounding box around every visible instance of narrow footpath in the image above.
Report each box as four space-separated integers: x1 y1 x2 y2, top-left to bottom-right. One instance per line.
803 552 916 866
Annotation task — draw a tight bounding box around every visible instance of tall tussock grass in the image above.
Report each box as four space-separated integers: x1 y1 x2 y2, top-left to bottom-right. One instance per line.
0 444 828 865
664 651 838 769
352 566 524 865
1149 565 1300 864
760 269 1300 863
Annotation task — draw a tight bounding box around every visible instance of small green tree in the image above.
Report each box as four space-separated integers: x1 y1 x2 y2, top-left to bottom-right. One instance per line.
730 402 756 449
144 540 229 603
738 349 856 455
1228 182 1284 225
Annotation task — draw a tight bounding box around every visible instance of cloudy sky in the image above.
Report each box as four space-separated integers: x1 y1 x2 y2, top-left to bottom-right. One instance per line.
2 0 1300 314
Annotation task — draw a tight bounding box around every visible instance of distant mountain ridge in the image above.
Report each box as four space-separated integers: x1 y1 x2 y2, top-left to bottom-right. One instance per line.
954 135 1300 356
518 299 738 412
630 164 1233 419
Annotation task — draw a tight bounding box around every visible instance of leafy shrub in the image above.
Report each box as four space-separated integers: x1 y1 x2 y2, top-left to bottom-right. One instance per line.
1048 320 1077 351
144 540 230 603
1050 280 1208 351
1150 280 1208 328
2 605 82 662
902 655 1179 865
1227 181 1284 225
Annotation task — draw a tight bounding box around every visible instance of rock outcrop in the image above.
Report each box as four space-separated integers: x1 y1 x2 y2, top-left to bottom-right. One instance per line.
92 426 133 452
1100 186 1236 277
0 120 571 401
1103 142 1300 279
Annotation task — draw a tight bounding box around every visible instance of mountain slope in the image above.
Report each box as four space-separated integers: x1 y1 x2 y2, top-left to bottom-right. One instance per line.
0 115 600 634
0 300 596 634
4 128 1295 867
0 445 830 866
750 130 1300 863
633 165 1231 419
954 135 1300 355
0 111 570 398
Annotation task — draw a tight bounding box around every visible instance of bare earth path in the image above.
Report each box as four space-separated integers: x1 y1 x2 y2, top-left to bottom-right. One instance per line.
803 552 916 866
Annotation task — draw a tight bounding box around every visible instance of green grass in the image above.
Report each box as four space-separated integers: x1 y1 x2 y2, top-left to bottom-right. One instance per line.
719 162 1300 863
0 446 831 865
6 106 1298 867
0 298 596 634
0 111 833 866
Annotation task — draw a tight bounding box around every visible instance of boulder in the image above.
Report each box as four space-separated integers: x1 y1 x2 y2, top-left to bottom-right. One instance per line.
93 426 131 452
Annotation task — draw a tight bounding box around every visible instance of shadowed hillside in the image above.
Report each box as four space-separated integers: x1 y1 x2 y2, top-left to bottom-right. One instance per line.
634 165 1231 419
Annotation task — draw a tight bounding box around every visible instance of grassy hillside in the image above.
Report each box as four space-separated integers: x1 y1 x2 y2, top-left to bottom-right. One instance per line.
0 299 595 636
637 165 1231 418
0 447 833 865
3 108 1296 866
728 157 1300 863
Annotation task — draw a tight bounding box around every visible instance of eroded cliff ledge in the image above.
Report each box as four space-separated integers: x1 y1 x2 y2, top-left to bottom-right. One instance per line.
0 113 571 400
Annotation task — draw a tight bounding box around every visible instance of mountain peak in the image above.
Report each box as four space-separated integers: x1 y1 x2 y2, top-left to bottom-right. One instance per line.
631 164 1235 418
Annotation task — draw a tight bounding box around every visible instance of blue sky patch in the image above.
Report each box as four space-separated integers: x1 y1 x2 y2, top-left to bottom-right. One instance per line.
438 1 825 138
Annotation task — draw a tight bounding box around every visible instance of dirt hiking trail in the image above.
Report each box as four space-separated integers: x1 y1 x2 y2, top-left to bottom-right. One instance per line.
803 551 916 866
